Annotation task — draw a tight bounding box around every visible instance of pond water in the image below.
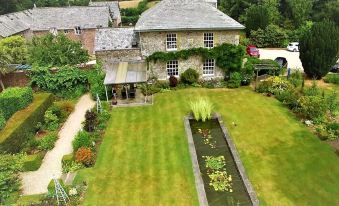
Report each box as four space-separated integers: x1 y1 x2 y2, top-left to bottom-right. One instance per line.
190 119 252 206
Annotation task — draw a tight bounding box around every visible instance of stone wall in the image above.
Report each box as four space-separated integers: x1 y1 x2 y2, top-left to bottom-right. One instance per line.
149 56 224 80
96 49 142 71
139 30 240 56
33 28 97 54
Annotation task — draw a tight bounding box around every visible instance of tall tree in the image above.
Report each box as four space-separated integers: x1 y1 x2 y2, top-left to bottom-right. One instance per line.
284 0 315 27
300 21 339 79
219 0 254 21
244 4 271 34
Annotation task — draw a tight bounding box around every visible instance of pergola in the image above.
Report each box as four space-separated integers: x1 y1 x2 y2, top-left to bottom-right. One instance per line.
103 61 147 102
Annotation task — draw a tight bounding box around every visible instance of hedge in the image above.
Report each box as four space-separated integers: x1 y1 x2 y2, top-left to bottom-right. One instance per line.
0 93 54 153
0 87 33 120
22 152 46 171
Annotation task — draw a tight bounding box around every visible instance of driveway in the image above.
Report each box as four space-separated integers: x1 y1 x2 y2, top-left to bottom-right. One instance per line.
259 49 303 71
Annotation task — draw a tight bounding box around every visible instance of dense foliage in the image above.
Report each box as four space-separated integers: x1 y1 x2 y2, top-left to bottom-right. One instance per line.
0 153 24 204
87 64 109 100
300 21 339 79
30 66 88 99
84 110 98 132
324 74 339 85
75 147 94 166
73 131 93 152
250 24 287 48
0 93 53 153
0 36 28 64
190 98 213 122
37 132 58 151
0 87 33 120
227 72 242 88
121 0 148 25
29 34 89 67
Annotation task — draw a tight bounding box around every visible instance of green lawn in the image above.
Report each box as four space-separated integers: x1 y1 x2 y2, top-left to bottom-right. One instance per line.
76 88 339 206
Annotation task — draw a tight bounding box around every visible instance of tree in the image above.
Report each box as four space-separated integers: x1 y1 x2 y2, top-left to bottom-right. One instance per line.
312 1 339 27
29 33 89 67
283 0 314 27
250 24 287 48
0 49 14 91
300 21 339 79
219 0 254 21
244 4 271 35
0 36 28 64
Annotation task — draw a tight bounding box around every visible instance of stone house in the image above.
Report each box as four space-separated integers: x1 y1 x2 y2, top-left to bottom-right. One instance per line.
0 2 122 54
96 0 244 81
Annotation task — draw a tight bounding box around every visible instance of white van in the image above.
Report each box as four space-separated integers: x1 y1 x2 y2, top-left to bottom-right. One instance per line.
287 42 299 52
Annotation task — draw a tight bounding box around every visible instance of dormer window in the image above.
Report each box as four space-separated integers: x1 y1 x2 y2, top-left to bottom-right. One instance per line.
166 33 177 51
204 32 214 48
74 26 82 35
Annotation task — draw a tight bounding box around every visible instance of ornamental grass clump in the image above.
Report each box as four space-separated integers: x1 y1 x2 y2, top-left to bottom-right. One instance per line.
190 98 213 122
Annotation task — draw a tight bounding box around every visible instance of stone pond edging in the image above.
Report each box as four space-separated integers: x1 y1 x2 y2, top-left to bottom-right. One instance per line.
184 113 259 206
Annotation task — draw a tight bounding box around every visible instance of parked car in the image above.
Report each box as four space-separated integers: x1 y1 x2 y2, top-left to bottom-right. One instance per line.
246 45 260 58
330 63 339 73
274 57 288 69
287 42 299 52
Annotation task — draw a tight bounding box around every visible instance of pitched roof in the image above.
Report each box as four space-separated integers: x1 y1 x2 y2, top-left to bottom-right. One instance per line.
0 10 33 37
31 6 109 31
135 0 244 32
89 1 121 20
95 28 136 51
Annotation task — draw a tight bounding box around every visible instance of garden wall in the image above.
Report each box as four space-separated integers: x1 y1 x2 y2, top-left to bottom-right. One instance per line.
0 93 54 153
0 71 30 92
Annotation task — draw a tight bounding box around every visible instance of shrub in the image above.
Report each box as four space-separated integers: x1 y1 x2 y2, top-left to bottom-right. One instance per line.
75 147 94 167
289 71 303 87
44 110 59 131
0 87 33 120
87 64 110 100
300 21 339 79
47 105 62 119
227 72 242 88
37 132 57 151
0 112 5 130
303 81 321 96
169 75 178 87
250 24 288 48
0 93 53 153
140 83 160 96
324 74 339 85
297 96 327 120
190 98 213 122
22 152 45 171
54 100 74 120
326 91 338 115
72 131 92 152
97 109 111 131
84 110 97 132
275 89 300 109
0 153 24 204
180 68 199 84
256 76 292 94
199 79 226 89
62 154 84 173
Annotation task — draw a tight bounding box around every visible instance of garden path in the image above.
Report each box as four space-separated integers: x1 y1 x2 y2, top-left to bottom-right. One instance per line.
20 94 95 195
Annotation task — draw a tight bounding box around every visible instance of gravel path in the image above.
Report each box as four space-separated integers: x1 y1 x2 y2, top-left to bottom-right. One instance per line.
21 94 95 195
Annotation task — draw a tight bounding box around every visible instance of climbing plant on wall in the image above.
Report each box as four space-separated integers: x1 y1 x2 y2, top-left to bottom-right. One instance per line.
146 43 246 74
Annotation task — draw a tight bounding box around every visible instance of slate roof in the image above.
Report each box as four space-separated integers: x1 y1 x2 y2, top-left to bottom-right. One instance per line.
95 28 137 51
135 0 244 32
31 7 109 31
89 1 121 20
0 10 33 37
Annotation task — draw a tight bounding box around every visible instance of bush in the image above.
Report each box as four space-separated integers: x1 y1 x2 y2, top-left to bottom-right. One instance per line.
54 100 74 121
140 83 160 96
75 147 94 167
72 131 92 152
84 110 97 132
44 110 59 131
303 81 321 96
324 74 339 85
250 24 288 48
326 91 338 115
0 112 5 130
87 65 110 100
169 75 178 87
256 76 292 94
275 89 301 109
297 96 327 120
300 21 339 79
37 132 57 151
180 68 199 85
0 93 54 153
190 98 213 122
289 71 303 87
0 153 24 204
0 87 33 120
22 152 45 171
227 72 242 88
62 154 84 173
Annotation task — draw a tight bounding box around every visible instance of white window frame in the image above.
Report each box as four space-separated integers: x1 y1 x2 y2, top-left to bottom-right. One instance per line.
204 32 214 48
166 33 177 51
166 60 179 77
74 26 82 35
203 59 215 76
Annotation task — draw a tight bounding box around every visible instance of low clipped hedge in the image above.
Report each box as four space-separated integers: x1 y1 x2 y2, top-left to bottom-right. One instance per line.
23 152 46 171
0 93 54 153
0 87 33 120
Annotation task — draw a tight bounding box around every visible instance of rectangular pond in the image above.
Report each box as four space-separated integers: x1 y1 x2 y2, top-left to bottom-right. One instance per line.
186 116 258 206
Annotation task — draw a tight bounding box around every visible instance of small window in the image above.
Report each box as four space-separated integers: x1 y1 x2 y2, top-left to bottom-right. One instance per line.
204 33 214 48
166 33 177 51
167 60 179 76
74 26 82 35
64 30 69 34
203 59 215 76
